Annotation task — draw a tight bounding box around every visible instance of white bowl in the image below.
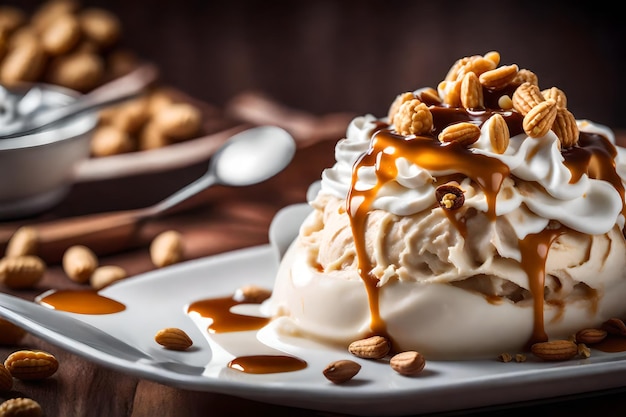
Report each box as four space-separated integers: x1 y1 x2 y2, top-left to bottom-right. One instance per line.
0 84 98 219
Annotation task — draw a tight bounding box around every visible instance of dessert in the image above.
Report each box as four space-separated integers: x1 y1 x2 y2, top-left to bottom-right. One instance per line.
267 51 626 360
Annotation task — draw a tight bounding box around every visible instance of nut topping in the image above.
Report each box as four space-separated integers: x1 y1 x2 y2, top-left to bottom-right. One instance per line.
512 82 545 115
488 113 510 154
552 107 579 148
394 99 433 136
460 72 484 109
435 184 465 210
438 122 481 146
479 64 519 89
523 99 557 138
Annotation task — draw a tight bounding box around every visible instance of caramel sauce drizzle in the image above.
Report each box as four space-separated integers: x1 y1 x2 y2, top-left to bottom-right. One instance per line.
187 295 269 333
345 105 625 350
228 355 307 374
38 289 125 315
187 294 307 374
518 226 566 347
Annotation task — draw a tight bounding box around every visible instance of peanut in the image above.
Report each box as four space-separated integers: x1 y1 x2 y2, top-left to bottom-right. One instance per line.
5 226 38 258
89 265 127 290
62 245 98 284
323 360 361 384
4 350 59 380
150 230 184 268
0 256 45 289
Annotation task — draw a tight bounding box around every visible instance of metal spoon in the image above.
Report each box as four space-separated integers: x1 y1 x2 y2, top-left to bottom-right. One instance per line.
0 64 159 139
0 126 296 262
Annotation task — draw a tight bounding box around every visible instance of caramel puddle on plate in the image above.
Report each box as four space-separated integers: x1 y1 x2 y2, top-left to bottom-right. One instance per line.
38 289 125 315
187 294 307 374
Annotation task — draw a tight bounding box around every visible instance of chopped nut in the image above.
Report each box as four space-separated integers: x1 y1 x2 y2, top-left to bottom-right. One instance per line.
497 352 513 362
514 353 527 363
394 99 433 136
388 92 415 125
435 184 465 210
497 95 514 110
323 359 361 384
577 343 591 358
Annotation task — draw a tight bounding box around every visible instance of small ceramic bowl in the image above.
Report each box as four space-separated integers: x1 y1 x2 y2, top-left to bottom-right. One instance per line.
0 83 98 219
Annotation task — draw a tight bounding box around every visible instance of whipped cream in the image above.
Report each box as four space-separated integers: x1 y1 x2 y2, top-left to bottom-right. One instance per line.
320 115 625 238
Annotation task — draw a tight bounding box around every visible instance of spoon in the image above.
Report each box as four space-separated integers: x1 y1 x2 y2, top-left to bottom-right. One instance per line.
0 64 159 139
0 292 205 376
0 126 296 262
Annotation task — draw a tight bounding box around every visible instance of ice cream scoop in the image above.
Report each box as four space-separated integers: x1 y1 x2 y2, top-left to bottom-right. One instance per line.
266 52 626 359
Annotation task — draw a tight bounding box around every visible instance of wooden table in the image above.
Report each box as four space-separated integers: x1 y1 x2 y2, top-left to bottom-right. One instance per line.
1 129 626 417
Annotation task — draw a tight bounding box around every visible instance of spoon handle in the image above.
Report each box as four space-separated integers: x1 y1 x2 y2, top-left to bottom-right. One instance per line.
0 64 159 139
146 171 218 216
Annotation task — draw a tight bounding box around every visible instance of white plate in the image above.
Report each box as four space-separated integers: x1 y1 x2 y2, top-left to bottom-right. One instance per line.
25 207 626 416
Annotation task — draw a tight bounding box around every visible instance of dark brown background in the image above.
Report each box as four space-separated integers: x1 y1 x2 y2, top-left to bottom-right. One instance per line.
5 0 626 128
2 2 626 416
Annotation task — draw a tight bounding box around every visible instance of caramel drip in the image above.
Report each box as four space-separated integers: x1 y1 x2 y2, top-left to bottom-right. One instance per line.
347 128 510 339
186 296 269 333
518 226 566 348
38 290 125 315
563 132 626 218
228 355 307 374
345 105 625 350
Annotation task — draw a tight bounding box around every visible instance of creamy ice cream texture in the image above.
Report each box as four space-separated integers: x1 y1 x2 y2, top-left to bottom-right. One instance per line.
267 52 626 359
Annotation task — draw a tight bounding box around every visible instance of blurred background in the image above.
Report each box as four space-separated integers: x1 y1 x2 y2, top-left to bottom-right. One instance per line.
3 0 625 129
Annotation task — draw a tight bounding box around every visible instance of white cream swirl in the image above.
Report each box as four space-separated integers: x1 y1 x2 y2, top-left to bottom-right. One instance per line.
319 115 624 238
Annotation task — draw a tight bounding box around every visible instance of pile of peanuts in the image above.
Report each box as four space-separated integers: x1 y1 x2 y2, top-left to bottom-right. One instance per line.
0 0 206 157
0 0 130 92
0 226 184 291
